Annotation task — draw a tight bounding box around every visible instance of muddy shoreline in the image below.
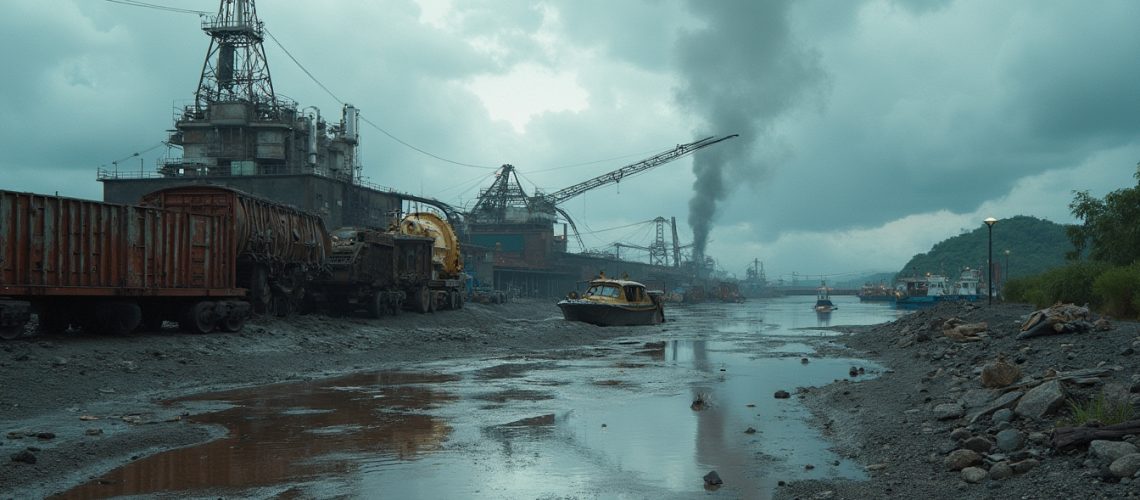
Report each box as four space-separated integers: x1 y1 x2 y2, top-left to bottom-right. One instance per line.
5 299 1138 498
1 299 654 498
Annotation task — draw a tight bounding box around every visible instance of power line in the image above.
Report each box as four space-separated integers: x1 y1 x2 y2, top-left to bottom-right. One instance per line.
104 0 209 15
262 28 495 170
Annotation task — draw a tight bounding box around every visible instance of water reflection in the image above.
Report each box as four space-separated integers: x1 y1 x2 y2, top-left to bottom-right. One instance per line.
58 296 902 499
60 372 457 498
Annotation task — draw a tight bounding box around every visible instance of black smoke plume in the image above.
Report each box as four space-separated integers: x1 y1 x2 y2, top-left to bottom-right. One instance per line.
675 0 826 260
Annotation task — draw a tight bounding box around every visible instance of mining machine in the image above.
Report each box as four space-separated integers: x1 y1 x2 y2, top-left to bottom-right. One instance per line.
467 135 738 255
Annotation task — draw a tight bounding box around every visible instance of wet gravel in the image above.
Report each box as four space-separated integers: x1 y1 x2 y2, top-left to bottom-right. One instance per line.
776 301 1140 500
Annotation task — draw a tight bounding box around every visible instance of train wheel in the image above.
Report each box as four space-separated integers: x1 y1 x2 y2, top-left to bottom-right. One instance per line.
37 304 71 335
250 265 271 315
415 286 430 314
368 293 388 319
456 292 464 309
96 301 142 336
218 314 247 333
180 301 217 334
0 325 22 340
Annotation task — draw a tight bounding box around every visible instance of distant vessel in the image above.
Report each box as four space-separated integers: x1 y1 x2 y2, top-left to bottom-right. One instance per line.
895 269 984 307
895 274 950 306
857 281 896 302
813 280 837 313
951 268 983 301
558 274 665 326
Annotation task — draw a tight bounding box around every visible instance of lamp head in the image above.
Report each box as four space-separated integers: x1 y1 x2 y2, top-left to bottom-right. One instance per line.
984 217 997 227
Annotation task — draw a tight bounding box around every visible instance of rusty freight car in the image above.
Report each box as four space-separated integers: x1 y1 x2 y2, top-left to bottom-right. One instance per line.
139 185 330 316
0 190 249 338
307 228 437 317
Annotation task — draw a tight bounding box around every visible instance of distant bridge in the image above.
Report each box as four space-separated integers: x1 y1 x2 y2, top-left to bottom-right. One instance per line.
774 286 858 296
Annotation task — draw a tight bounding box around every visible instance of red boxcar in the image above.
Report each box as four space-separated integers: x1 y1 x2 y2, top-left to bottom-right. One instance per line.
0 190 249 338
139 185 330 316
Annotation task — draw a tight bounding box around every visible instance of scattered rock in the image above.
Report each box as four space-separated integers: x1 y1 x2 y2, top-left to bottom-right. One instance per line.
980 355 1020 388
988 461 1013 480
1010 458 1039 474
949 428 972 441
703 470 723 486
1014 380 1065 420
967 390 1024 424
865 463 887 471
995 429 1026 452
991 408 1014 424
962 436 993 453
961 466 988 483
774 390 790 399
10 450 36 464
801 357 809 364
744 427 757 434
1089 440 1138 462
85 428 103 436
933 403 965 420
35 432 55 440
944 449 982 471
1109 454 1140 478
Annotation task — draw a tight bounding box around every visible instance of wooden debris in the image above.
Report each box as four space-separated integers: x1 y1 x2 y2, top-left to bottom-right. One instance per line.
1017 303 1096 340
942 318 988 342
1052 419 1140 451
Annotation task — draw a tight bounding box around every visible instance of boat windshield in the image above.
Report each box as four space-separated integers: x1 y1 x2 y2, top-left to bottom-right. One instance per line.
585 285 622 298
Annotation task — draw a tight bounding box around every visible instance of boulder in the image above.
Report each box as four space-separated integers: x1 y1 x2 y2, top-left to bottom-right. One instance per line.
980 356 1020 388
1014 380 1065 420
968 390 1024 424
1089 440 1138 462
934 403 965 420
945 449 982 471
988 461 1014 480
995 429 1027 452
961 466 988 483
1109 454 1140 478
962 436 993 453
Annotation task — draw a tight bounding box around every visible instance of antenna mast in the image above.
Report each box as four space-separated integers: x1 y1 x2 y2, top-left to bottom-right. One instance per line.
195 0 279 117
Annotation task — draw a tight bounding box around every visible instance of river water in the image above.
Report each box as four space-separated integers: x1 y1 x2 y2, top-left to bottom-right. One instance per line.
63 294 906 499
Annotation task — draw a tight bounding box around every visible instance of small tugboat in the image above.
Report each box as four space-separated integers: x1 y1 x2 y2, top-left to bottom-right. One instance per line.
814 280 837 313
558 273 665 326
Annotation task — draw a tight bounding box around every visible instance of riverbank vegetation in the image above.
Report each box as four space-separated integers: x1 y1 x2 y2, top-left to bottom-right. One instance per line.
1004 168 1140 319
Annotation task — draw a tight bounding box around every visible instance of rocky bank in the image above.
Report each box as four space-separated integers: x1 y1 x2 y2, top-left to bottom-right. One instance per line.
778 301 1140 500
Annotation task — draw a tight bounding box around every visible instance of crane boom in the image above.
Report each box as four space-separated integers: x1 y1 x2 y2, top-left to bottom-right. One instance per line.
542 134 738 205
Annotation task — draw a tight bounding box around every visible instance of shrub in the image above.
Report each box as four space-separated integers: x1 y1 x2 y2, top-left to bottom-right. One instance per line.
1091 262 1140 319
1004 261 1109 308
1060 391 1135 427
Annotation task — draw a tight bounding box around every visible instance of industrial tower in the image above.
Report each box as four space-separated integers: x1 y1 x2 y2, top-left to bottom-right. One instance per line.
101 0 410 231
193 0 279 117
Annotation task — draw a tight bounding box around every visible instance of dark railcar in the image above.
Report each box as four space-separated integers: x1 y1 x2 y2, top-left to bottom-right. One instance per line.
0 190 248 338
308 228 436 317
140 185 330 316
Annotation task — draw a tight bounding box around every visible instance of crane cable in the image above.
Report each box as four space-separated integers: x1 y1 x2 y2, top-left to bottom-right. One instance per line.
261 28 497 170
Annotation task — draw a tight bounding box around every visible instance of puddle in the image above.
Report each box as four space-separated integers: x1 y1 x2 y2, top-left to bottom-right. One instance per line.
61 295 904 499
60 371 458 499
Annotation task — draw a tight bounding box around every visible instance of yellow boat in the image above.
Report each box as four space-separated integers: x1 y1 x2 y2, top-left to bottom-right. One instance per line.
558 275 665 326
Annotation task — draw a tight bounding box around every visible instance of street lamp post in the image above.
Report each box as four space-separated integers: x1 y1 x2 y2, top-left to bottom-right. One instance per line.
1003 249 1011 289
984 217 997 305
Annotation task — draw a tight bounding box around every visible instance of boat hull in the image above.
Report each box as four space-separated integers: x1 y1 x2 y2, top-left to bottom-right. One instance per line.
557 301 664 326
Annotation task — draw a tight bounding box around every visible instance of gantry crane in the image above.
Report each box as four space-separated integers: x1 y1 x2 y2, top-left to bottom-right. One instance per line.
467 135 738 250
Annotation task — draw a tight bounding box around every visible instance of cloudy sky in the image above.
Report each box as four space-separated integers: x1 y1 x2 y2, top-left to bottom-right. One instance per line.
3 0 1138 281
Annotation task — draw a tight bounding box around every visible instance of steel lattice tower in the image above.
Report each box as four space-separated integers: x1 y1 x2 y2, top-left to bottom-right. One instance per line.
194 0 279 116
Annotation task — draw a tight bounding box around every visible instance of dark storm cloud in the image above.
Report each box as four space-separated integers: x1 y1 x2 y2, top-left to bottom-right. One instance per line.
672 0 826 257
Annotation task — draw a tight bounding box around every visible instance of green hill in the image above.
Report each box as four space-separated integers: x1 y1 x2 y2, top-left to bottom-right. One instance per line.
897 215 1070 282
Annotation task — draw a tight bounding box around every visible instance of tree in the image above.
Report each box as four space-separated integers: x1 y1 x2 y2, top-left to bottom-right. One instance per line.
1067 166 1140 265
